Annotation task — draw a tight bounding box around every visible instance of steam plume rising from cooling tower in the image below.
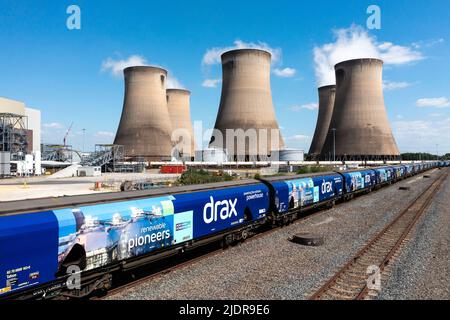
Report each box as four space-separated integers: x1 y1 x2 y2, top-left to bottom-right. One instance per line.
321 58 400 160
114 66 173 161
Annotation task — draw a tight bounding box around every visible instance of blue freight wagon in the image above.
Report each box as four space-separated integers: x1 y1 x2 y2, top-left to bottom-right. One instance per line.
0 180 270 298
391 165 407 181
261 172 343 219
403 164 414 177
338 169 377 197
373 167 395 185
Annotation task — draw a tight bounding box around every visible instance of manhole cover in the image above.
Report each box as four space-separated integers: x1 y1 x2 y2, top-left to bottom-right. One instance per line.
290 233 324 246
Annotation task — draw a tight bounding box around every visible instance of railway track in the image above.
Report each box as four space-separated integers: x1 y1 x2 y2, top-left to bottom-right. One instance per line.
309 169 448 300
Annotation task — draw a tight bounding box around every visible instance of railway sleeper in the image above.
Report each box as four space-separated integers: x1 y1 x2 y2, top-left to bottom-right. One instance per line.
340 271 368 280
328 286 359 297
334 279 365 289
344 270 371 280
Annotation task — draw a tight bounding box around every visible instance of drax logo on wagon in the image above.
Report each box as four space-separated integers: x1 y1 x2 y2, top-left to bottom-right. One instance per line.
203 196 238 224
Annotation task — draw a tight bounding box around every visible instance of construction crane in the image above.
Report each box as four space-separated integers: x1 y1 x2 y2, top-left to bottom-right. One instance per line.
63 122 74 148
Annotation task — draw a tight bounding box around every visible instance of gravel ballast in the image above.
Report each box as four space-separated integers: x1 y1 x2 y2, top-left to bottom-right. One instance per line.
107 169 447 300
378 169 450 299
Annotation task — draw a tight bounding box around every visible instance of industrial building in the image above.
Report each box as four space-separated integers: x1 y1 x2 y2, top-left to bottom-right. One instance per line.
0 97 41 176
194 147 229 164
321 58 400 161
278 149 305 162
167 89 195 160
209 49 285 161
114 66 173 161
309 85 336 159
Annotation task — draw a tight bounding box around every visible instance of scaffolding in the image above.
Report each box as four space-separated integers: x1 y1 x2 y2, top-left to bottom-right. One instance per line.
41 144 75 162
0 113 28 160
81 144 123 169
80 144 143 172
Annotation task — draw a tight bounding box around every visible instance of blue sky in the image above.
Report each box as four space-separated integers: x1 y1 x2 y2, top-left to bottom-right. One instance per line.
1 0 449 154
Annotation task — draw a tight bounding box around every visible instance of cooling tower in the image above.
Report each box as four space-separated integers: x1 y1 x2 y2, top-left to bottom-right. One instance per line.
308 85 336 158
114 66 173 161
209 49 284 161
166 89 195 159
321 58 400 160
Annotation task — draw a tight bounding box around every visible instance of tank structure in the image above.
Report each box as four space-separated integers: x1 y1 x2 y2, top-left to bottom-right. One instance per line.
166 89 195 160
321 58 400 161
308 85 336 159
209 49 284 161
279 148 304 161
114 66 173 161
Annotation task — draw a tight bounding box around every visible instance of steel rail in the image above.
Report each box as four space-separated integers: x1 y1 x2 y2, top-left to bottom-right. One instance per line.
310 170 447 300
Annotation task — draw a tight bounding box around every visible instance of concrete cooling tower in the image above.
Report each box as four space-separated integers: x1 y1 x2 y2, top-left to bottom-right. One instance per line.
166 89 195 160
209 49 284 161
114 66 173 161
308 85 336 158
321 58 400 160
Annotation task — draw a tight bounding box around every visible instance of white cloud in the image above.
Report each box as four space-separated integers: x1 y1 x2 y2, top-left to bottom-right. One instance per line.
202 78 221 88
412 38 444 49
313 25 424 86
202 40 282 65
394 120 432 136
43 122 63 129
392 118 450 152
95 131 115 138
101 54 185 89
101 55 148 77
289 103 318 112
273 67 296 78
377 42 424 65
166 76 185 89
416 97 450 108
382 80 412 91
286 134 311 141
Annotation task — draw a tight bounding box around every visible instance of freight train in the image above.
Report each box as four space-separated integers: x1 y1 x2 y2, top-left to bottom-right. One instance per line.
0 161 448 299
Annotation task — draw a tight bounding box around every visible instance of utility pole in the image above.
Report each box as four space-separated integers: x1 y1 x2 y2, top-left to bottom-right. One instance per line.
82 128 86 153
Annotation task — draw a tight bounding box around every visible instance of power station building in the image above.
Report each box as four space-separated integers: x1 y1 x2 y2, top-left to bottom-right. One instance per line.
167 89 195 160
308 85 336 158
114 66 173 161
209 49 284 161
0 97 42 175
321 58 400 160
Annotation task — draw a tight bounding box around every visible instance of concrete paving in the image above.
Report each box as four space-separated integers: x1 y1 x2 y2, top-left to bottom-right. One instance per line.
0 171 180 202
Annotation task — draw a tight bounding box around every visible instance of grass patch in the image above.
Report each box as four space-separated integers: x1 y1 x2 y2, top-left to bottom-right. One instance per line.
177 168 235 185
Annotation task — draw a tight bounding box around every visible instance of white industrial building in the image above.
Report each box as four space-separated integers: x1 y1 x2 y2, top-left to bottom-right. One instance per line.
0 97 42 176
